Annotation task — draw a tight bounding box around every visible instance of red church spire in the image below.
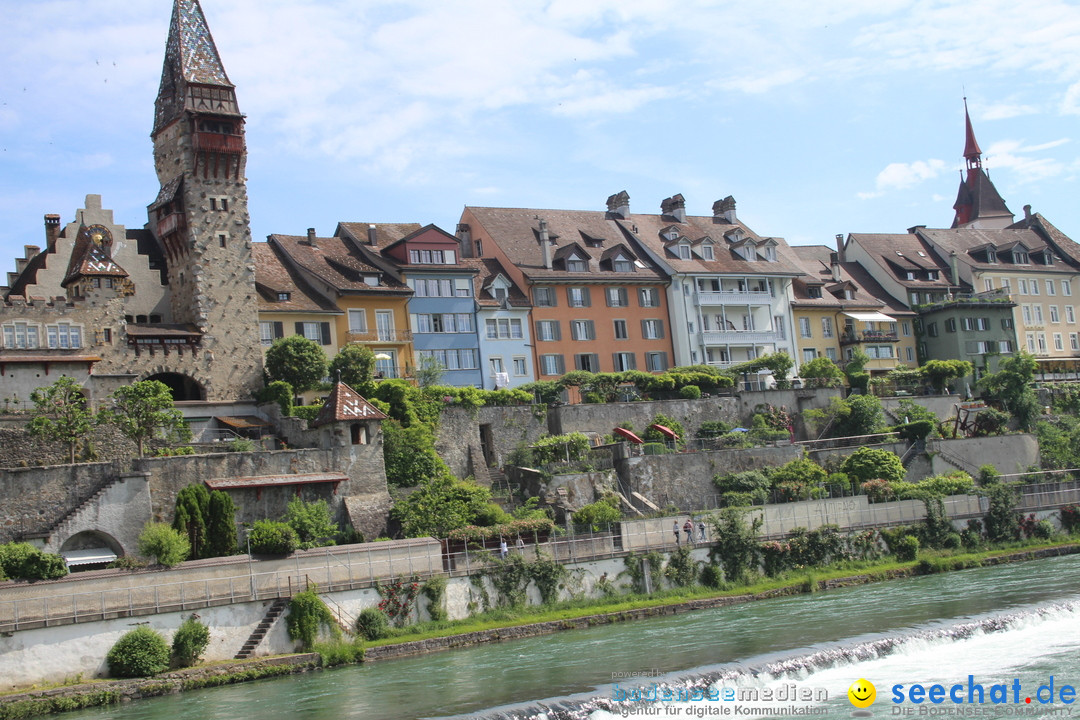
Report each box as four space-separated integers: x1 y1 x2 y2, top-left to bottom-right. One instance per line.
963 97 982 170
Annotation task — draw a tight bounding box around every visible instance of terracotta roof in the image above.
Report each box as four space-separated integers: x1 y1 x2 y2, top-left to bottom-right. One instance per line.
464 206 668 283
916 227 1070 282
312 382 387 427
253 242 341 314
623 213 805 277
1009 212 1080 267
461 257 530 308
847 232 958 291
335 222 424 250
268 234 412 296
789 246 913 316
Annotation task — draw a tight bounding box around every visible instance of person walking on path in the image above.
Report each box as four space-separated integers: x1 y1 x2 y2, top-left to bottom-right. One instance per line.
499 539 508 559
698 520 707 542
683 518 694 545
673 520 681 546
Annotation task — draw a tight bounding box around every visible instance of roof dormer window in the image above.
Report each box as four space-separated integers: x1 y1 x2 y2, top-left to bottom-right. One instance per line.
807 287 822 299
567 254 587 272
927 270 939 281
678 244 691 260
613 255 633 273
665 228 680 242
701 243 715 261
278 292 290 301
1043 252 1054 266
986 249 997 263
364 275 380 286
764 246 776 262
1014 251 1029 264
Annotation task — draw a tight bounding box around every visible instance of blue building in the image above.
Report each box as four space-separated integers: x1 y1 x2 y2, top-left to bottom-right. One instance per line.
382 225 483 387
467 257 534 389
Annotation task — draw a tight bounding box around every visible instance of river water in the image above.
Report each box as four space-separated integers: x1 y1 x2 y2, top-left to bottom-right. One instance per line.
64 554 1080 719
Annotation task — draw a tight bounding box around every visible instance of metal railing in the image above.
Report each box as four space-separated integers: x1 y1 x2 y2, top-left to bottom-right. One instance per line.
3 483 1078 633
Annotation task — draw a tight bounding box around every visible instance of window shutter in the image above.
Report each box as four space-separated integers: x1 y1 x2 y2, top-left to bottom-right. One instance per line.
586 320 595 340
273 322 284 338
294 322 304 336
583 288 591 307
658 352 668 371
535 321 544 340
553 322 561 341
575 354 584 371
320 322 331 345
628 353 637 370
657 320 665 339
591 353 600 371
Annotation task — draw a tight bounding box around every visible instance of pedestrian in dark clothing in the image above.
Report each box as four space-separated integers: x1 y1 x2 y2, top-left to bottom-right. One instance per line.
683 519 694 545
673 520 681 546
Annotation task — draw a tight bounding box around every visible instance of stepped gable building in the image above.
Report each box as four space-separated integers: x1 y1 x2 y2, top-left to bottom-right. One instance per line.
0 0 262 403
617 193 803 372
459 197 674 378
789 244 917 373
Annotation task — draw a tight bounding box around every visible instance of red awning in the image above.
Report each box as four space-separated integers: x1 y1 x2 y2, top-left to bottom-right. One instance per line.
613 427 644 444
650 423 680 440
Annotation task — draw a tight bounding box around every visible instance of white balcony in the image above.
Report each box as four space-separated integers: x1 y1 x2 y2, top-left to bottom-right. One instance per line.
696 290 773 306
700 330 781 345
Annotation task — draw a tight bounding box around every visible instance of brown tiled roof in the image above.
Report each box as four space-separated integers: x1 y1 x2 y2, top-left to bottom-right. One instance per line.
312 382 387 427
464 206 668 283
916 227 1070 283
461 257 530 308
269 234 412 296
622 213 805 277
789 245 913 316
336 222 424 250
848 232 958 291
952 170 1013 228
253 243 341 314
1009 212 1080 267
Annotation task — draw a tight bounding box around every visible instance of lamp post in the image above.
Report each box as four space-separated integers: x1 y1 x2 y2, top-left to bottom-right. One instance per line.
243 523 255 600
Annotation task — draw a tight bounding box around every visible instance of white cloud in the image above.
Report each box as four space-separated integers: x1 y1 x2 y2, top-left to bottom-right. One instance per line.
980 103 1039 120
874 159 948 191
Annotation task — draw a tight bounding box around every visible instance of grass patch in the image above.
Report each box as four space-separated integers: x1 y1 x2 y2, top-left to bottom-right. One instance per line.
0 690 120 720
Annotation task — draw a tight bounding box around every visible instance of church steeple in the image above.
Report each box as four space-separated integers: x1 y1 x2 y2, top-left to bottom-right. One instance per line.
951 99 1013 230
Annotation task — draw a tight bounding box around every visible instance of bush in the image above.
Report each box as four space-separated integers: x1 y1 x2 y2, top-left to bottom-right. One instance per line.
572 495 622 531
248 520 299 555
285 497 339 549
700 564 724 589
257 380 294 416
0 542 68 580
678 385 702 400
861 478 895 503
287 589 340 649
696 420 732 438
1061 504 1080 534
314 638 365 667
107 627 170 677
355 607 391 641
841 447 905 485
137 523 190 568
171 616 210 668
642 442 668 456
893 535 920 562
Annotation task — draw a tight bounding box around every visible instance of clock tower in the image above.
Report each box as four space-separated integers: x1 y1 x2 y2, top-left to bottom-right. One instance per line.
148 0 262 399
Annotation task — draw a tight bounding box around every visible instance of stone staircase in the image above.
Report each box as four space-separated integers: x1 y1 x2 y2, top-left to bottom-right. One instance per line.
234 598 288 659
22 476 123 546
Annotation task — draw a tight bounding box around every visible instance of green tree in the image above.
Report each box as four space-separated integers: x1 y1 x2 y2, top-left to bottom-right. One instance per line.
265 335 328 393
173 484 210 559
572 495 622 531
832 393 887 438
983 483 1019 543
329 344 376 389
171 616 210 668
844 348 871 393
978 351 1040 430
107 627 170 677
708 508 762 583
841 447 906 485
205 490 238 557
27 376 95 464
391 475 494 537
921 359 974 394
247 520 299 555
413 354 446 387
137 523 190 567
799 356 844 386
99 380 188 457
381 419 451 487
285 497 339 549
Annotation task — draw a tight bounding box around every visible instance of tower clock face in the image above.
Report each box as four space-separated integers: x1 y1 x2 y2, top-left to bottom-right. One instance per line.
86 224 113 248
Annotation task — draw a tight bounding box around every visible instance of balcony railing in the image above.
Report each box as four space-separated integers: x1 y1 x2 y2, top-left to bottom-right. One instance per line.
696 290 772 306
346 330 412 343
700 330 781 345
156 212 185 238
193 132 244 155
840 331 899 345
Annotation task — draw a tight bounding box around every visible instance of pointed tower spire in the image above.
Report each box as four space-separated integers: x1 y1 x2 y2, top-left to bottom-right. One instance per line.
962 97 982 170
154 0 239 136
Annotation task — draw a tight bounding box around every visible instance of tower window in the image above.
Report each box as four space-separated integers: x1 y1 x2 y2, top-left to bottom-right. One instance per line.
218 233 228 248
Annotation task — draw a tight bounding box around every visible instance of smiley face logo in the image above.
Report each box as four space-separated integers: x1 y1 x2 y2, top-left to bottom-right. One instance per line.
848 679 876 708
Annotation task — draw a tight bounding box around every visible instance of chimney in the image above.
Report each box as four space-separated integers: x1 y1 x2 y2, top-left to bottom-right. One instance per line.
949 250 960 286
713 196 737 224
606 191 630 220
367 224 377 246
835 234 846 263
456 223 472 257
661 194 687 223
1024 204 1033 221
44 214 61 248
305 228 317 246
829 252 842 282
538 218 552 269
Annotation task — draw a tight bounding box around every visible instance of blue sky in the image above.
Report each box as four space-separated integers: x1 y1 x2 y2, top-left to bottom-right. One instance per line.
3 0 1080 268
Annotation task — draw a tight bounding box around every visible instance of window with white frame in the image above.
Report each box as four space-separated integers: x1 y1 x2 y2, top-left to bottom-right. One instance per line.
639 288 660 307
1063 280 1073 297
613 352 636 371
984 278 994 292
1067 306 1076 324
47 323 81 349
645 352 668 372
536 320 560 341
802 348 817 363
533 287 556 307
571 320 595 341
613 256 634 273
1071 333 1079 351
905 346 914 362
489 357 504 374
1031 281 1040 296
701 244 715 261
773 315 786 340
1026 332 1036 352
513 356 527 376
539 354 564 376
1050 306 1060 323
826 347 838 361
566 254 587 272
821 317 833 338
678 244 691 260
348 309 367 333
259 322 274 346
799 317 812 338
641 319 664 339
606 287 628 307
1034 305 1044 324
999 340 1014 353
1038 333 1047 352
3 322 40 349
567 287 590 308
486 318 522 339
1054 333 1064 351
1018 279 1028 294
1047 280 1056 296
902 321 912 336
1001 278 1012 292
613 319 628 340
1023 305 1032 324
